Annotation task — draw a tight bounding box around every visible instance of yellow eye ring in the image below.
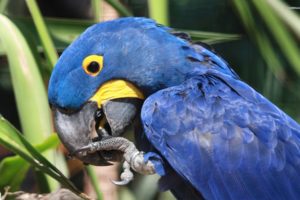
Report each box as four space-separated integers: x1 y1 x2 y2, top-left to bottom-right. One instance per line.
82 55 103 76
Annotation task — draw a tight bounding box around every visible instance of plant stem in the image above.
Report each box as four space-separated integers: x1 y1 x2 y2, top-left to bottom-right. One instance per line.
92 0 101 22
148 0 169 25
86 166 103 200
25 0 58 68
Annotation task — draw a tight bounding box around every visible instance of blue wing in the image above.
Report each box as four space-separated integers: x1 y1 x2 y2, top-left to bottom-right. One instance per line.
141 72 300 200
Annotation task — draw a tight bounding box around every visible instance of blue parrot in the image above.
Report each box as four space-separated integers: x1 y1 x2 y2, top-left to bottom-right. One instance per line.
48 17 300 199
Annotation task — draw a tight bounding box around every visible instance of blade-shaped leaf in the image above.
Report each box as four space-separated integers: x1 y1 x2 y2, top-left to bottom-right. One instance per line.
25 0 58 68
0 134 59 191
148 0 169 25
177 29 241 44
0 13 68 191
265 0 300 40
0 0 9 14
0 14 51 145
0 117 90 199
104 0 132 17
231 0 285 81
92 0 101 22
85 166 103 200
252 0 300 76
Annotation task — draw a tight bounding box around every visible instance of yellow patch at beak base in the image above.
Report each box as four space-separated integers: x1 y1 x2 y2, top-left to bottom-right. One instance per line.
90 80 144 108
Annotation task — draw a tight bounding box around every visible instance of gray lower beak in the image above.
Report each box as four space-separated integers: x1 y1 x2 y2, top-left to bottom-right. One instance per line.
53 102 114 165
53 99 142 166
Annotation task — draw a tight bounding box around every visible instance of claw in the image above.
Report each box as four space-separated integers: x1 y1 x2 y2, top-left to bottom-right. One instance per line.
111 178 131 186
73 142 101 156
72 146 91 157
71 137 156 183
111 161 134 186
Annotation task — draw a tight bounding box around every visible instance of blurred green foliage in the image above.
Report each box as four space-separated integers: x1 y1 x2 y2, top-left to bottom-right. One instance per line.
0 0 299 199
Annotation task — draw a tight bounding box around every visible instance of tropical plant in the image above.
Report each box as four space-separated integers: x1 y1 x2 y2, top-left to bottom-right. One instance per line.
0 0 299 199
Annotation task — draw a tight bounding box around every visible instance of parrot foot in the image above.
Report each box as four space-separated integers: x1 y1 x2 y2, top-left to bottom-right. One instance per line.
74 137 155 184
111 161 133 185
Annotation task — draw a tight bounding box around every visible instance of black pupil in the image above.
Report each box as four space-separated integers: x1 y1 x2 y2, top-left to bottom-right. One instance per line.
87 61 100 73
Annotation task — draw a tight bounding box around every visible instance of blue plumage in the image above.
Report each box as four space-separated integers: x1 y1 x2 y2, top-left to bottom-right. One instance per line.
48 17 237 110
48 17 300 199
142 71 300 199
49 18 198 109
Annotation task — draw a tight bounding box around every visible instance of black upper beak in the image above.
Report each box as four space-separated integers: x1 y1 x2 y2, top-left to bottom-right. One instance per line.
53 98 142 166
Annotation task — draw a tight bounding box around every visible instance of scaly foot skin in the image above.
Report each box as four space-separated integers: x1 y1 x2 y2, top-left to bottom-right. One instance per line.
74 137 156 185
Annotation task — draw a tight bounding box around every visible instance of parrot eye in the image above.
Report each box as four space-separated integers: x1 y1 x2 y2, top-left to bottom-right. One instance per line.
87 61 100 73
82 55 103 76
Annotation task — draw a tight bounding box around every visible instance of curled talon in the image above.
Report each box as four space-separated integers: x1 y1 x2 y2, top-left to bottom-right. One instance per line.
69 137 156 181
111 177 131 186
111 161 134 186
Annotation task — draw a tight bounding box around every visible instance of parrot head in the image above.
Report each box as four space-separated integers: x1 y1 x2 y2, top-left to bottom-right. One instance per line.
48 17 201 165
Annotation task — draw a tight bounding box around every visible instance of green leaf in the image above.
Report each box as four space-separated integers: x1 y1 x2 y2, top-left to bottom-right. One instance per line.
148 0 169 25
25 0 58 67
105 0 133 17
0 117 90 199
252 0 300 76
0 155 30 191
265 0 300 40
0 117 58 191
92 0 102 22
85 166 103 200
0 14 52 145
46 18 94 45
0 0 9 14
0 13 65 191
0 134 59 191
177 29 241 44
7 17 94 51
231 0 285 81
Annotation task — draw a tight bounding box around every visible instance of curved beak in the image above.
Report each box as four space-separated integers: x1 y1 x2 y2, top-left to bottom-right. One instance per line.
54 102 114 165
53 80 144 165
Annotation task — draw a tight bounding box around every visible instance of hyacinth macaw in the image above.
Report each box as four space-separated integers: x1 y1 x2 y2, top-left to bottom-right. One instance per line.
48 17 300 199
